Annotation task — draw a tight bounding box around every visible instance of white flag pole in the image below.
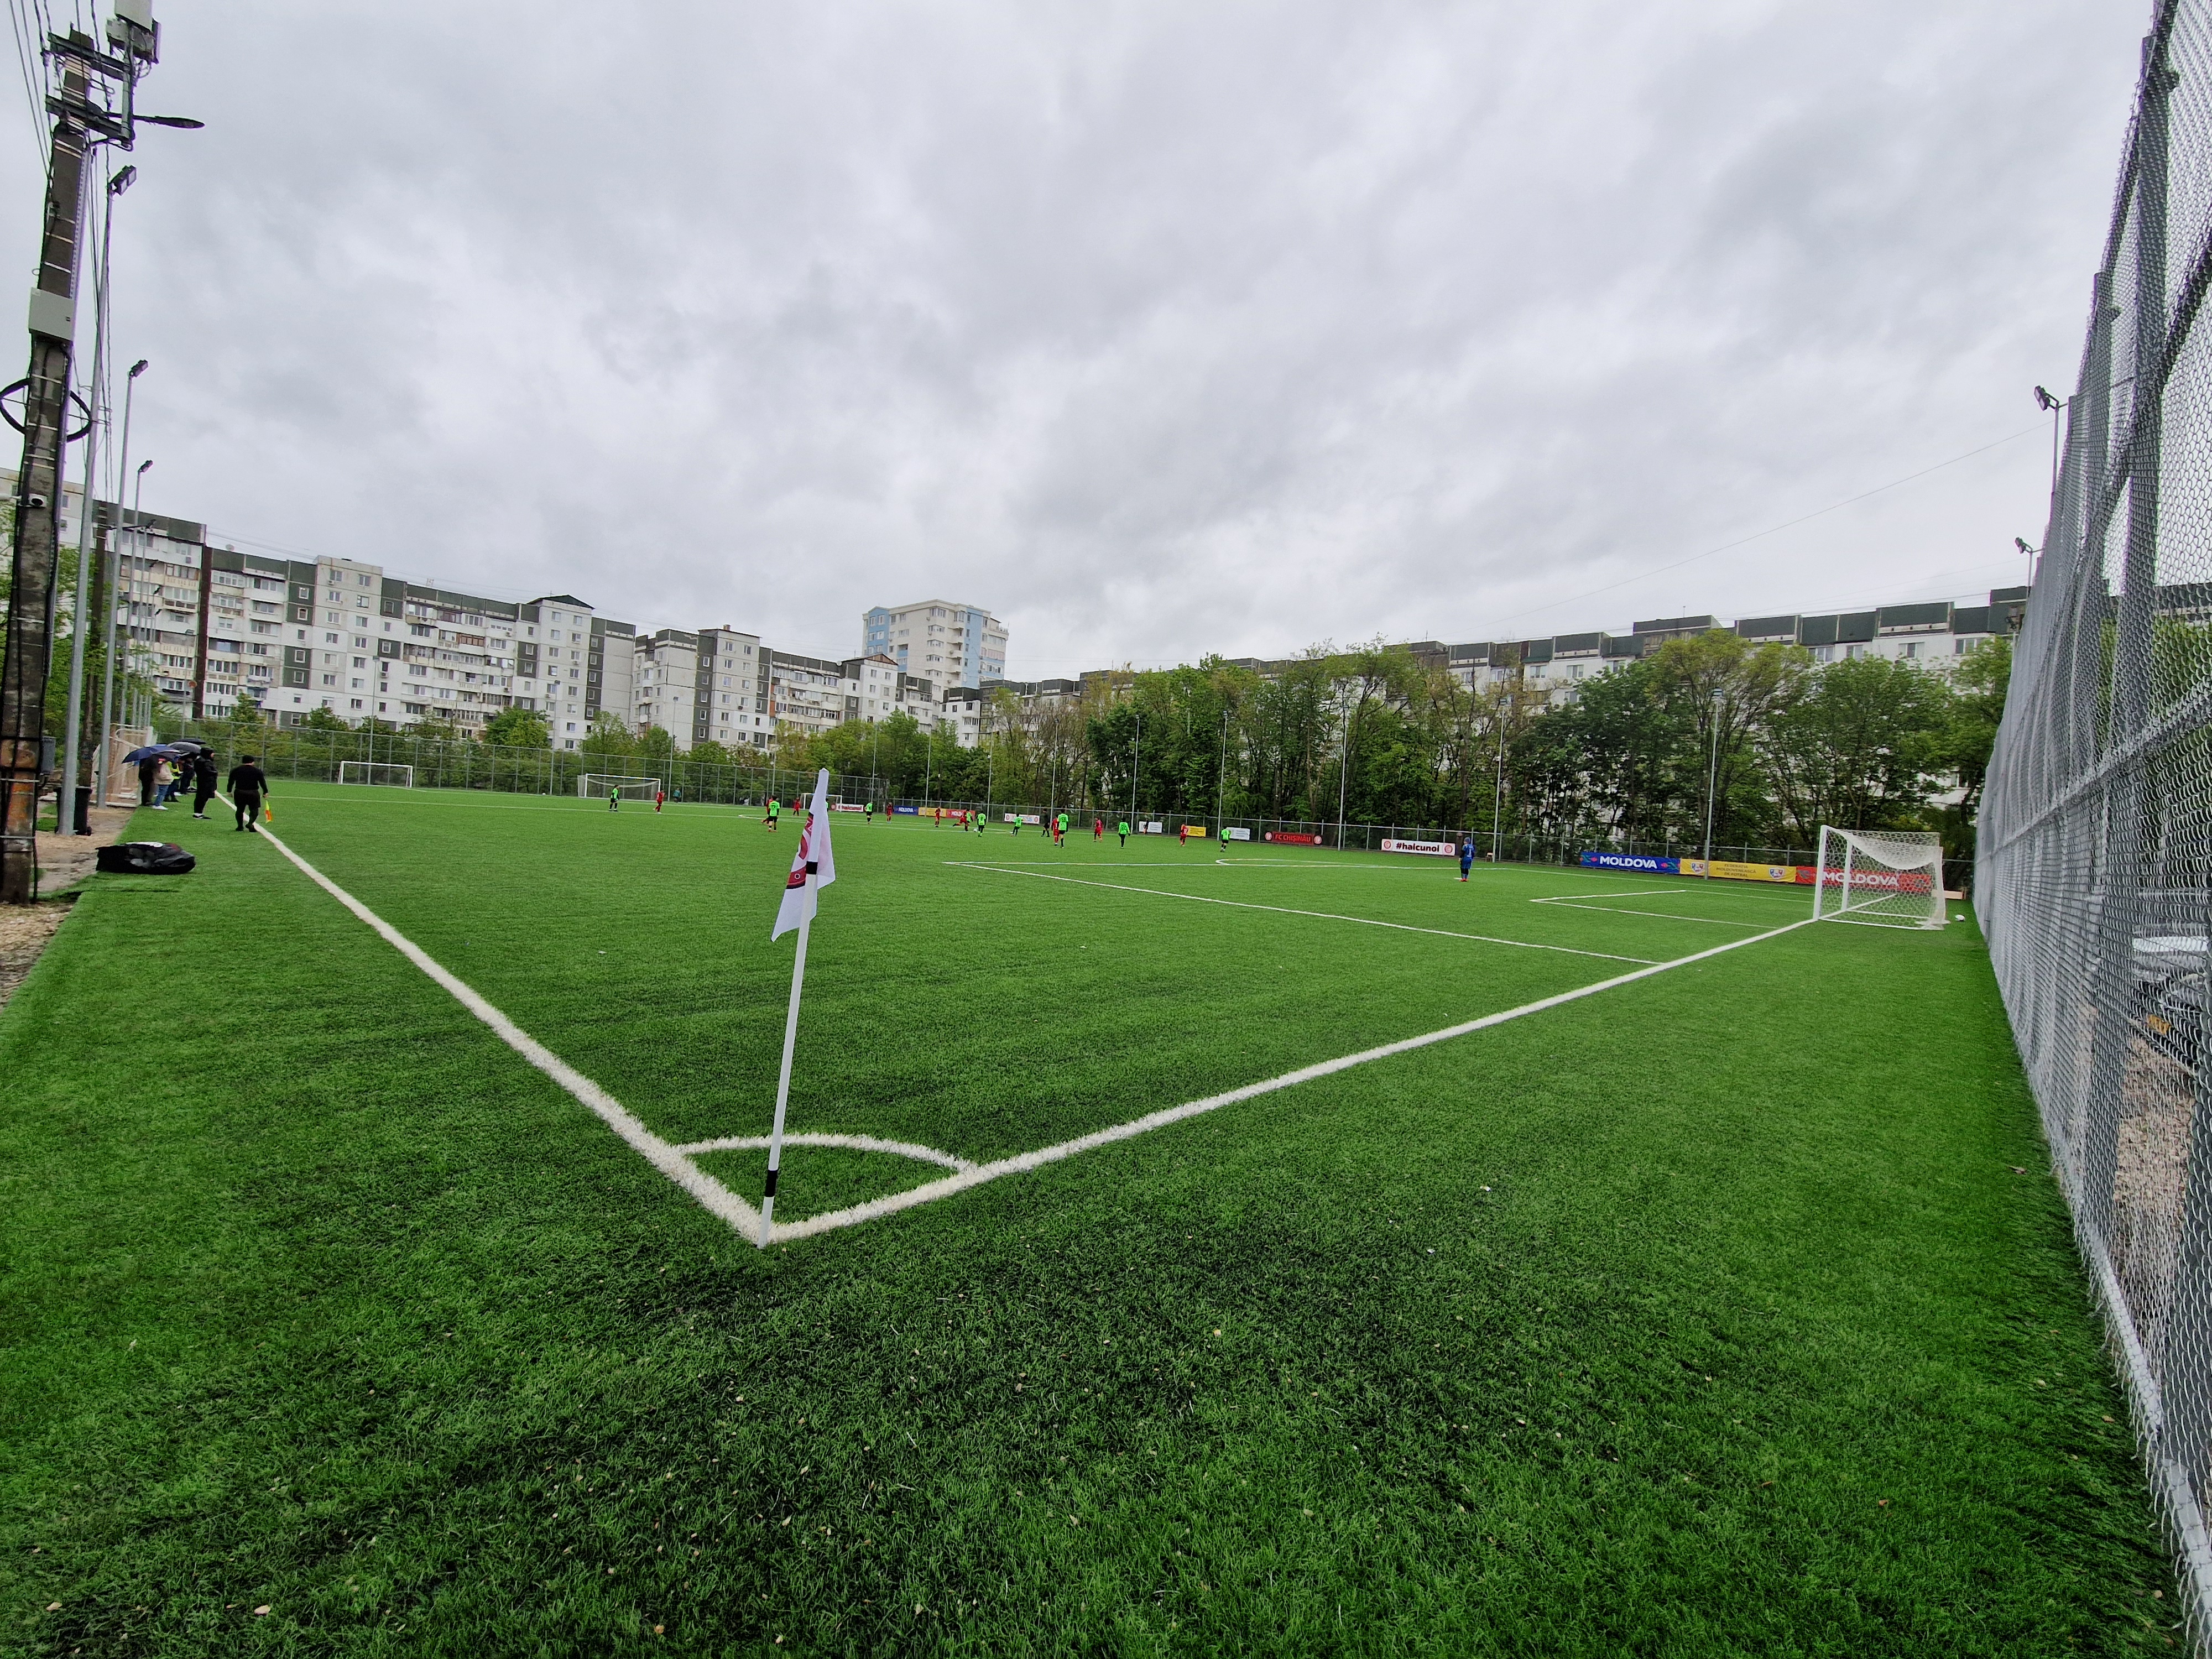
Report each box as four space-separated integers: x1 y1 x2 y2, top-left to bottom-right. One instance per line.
759 905 810 1246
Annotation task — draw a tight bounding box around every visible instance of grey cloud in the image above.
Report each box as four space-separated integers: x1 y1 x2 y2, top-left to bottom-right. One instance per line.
1 0 2146 671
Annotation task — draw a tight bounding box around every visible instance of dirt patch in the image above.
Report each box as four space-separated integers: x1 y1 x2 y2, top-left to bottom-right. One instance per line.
0 899 74 1008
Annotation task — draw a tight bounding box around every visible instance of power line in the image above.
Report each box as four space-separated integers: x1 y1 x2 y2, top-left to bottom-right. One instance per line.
5 0 49 164
1481 421 2048 635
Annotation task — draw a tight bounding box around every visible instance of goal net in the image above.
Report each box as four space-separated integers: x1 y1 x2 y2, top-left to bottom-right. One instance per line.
1813 825 1946 931
337 761 414 787
581 774 660 801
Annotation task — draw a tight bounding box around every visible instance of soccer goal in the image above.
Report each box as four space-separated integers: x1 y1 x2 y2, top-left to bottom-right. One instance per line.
581 774 661 801
337 761 414 788
1813 826 1947 930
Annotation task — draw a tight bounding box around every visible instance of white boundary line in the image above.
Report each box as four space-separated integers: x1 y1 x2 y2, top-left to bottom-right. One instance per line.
1531 899 1772 928
236 800 1811 1249
771 914 1819 1242
228 800 765 1238
950 861 1662 965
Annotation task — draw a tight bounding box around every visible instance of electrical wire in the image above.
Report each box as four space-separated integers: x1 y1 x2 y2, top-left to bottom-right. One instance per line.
5 0 49 164
1480 421 2049 635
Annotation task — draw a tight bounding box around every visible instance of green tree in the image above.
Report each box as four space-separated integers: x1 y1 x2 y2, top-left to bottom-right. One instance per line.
301 706 351 733
483 705 550 749
636 726 676 764
579 711 635 758
1761 656 1955 840
1942 638 2011 821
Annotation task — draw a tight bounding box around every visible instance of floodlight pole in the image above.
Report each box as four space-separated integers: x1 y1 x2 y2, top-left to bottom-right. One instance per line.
1490 689 1507 864
1702 689 1725 878
1335 703 1350 852
1129 702 1140 828
1215 703 1228 836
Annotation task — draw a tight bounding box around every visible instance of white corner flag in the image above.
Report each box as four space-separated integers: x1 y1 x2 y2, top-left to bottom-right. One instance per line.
760 769 835 1245
771 768 837 940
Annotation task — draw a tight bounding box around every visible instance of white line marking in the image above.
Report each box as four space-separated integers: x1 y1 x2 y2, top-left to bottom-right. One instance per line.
771 914 1818 1244
673 1131 973 1172
1531 888 1684 900
951 862 1660 965
1530 899 1771 928
227 798 764 1237
237 798 1809 1249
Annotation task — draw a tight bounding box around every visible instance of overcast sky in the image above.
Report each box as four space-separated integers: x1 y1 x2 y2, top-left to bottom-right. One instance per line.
2 0 2149 676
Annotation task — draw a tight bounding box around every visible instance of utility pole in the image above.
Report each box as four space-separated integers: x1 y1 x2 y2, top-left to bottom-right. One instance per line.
1 2 166 901
58 164 132 834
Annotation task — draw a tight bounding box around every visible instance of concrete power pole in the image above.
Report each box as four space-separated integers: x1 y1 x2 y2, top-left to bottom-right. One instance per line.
0 7 159 902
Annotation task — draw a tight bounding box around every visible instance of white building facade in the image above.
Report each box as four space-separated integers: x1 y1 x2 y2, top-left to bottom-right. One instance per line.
862 598 1006 690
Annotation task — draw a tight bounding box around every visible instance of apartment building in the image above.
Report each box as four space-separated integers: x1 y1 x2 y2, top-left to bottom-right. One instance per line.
862 599 1006 689
625 630 948 754
195 548 638 747
1442 589 2031 708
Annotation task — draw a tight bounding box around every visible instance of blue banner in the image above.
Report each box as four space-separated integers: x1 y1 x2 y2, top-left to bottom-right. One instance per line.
1579 850 1679 874
890 805 920 815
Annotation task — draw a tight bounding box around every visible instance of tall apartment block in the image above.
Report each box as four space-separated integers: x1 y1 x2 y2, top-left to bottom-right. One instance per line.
862 599 1006 689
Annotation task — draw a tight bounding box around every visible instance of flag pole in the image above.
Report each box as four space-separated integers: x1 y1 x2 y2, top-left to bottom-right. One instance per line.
759 902 810 1246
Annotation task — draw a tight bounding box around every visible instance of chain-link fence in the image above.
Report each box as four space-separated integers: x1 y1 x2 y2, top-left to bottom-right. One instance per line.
1979 2 2212 1637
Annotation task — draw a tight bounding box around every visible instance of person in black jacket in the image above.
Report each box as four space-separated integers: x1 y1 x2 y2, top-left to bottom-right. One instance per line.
227 756 270 832
190 751 219 820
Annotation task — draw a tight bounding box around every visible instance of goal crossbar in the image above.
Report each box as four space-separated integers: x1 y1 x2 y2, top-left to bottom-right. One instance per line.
580 773 661 800
337 761 414 787
1812 825 1945 931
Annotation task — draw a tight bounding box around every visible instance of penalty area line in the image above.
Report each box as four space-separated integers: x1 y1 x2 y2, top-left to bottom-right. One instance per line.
224 796 764 1238
770 912 1819 1244
950 861 1660 965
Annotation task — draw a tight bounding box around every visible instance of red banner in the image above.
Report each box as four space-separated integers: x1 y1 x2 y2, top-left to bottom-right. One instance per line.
1265 832 1322 845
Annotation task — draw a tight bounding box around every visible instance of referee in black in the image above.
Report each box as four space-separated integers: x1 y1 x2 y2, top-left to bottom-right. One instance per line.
227 755 270 832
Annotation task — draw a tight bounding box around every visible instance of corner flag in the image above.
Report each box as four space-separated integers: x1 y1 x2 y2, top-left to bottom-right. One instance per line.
771 770 837 939
761 769 836 1244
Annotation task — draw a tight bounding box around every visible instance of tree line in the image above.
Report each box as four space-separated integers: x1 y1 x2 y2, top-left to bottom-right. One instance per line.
171 629 2013 863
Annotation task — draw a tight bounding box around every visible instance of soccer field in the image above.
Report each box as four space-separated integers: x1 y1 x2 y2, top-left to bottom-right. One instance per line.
2 784 2176 1653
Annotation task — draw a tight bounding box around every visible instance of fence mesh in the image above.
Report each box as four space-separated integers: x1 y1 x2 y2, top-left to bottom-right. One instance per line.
1979 1 2212 1632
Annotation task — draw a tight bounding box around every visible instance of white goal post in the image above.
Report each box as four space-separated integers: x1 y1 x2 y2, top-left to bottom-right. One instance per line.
1812 825 1947 930
580 773 661 801
337 761 414 787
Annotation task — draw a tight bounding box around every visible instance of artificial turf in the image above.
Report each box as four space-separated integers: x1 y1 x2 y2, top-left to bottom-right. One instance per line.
0 784 2182 1655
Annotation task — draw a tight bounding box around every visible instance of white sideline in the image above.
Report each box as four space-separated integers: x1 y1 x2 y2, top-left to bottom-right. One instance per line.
227 801 764 1237
950 862 1661 966
234 800 1810 1249
771 912 1820 1243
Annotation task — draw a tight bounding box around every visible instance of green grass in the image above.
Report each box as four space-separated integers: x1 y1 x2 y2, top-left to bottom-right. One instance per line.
0 784 2180 1655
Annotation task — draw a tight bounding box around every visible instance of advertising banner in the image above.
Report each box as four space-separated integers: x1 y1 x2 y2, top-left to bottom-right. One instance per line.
1813 865 1933 893
890 805 919 815
1265 831 1320 845
1139 821 1166 834
1224 826 1252 841
1002 812 1042 825
1381 837 1456 857
1579 851 1679 874
830 802 866 812
1678 859 1803 884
